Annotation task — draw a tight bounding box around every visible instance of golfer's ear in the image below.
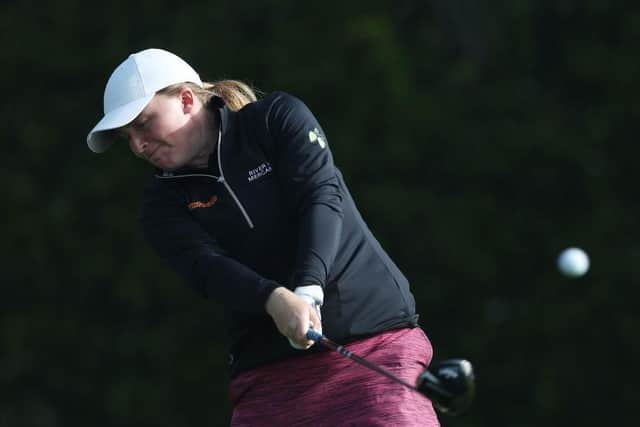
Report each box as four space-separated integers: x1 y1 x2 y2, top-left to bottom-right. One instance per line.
180 88 195 113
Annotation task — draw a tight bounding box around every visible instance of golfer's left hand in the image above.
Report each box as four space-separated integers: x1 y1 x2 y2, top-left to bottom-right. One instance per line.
265 287 322 349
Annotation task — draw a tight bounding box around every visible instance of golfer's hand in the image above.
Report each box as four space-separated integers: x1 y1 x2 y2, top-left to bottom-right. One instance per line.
265 287 322 349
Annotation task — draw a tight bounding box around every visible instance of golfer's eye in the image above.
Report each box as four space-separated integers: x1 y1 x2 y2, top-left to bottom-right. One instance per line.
133 117 151 130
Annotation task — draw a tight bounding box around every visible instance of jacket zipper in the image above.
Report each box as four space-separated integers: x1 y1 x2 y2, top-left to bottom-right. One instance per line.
216 127 255 229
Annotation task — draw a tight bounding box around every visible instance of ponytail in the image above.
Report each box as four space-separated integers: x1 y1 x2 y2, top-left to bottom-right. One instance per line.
204 80 259 111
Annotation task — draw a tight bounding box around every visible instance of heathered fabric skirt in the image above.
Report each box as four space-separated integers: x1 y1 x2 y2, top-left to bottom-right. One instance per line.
229 327 440 427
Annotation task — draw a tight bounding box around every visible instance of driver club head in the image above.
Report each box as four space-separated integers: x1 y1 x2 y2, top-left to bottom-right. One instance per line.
416 358 475 416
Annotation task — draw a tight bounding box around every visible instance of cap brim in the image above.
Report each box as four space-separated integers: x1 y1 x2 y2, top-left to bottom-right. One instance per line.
86 94 155 153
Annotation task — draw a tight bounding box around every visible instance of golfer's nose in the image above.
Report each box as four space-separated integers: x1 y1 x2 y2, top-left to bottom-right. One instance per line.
129 133 149 155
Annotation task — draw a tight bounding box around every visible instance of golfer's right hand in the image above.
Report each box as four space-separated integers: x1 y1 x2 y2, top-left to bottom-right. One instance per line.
265 287 322 349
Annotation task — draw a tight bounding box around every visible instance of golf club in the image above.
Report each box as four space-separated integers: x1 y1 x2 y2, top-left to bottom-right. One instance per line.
306 329 475 415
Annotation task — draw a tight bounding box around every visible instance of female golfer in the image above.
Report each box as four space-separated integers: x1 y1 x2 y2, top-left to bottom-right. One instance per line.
87 48 439 426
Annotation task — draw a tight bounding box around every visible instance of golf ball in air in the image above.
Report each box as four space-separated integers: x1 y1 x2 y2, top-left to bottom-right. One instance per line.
557 247 590 278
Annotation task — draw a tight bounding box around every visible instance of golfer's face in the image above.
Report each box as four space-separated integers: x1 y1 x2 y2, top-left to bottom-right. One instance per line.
118 94 194 170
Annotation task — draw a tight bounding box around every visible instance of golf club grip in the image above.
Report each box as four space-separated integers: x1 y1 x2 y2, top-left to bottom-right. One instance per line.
306 329 323 341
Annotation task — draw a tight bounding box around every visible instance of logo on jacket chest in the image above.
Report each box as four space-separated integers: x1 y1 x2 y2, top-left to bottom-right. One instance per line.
247 162 273 182
188 195 218 210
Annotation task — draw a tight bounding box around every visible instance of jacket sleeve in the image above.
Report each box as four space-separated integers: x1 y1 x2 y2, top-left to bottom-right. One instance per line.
265 92 344 288
139 182 280 313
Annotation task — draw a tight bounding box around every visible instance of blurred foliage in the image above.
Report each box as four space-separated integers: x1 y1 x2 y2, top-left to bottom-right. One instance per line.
2 1 638 426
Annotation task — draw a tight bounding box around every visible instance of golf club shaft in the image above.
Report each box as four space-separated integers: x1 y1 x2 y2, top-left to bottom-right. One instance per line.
306 329 418 391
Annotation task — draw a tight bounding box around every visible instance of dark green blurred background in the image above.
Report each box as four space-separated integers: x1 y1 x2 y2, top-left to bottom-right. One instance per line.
2 1 638 426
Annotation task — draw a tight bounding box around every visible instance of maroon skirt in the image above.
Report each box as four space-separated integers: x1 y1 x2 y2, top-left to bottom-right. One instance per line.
230 327 440 426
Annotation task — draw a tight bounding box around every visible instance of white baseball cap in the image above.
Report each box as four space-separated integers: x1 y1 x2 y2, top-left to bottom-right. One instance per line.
87 48 203 153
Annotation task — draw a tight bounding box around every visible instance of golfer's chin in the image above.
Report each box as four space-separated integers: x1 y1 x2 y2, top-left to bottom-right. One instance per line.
149 154 183 171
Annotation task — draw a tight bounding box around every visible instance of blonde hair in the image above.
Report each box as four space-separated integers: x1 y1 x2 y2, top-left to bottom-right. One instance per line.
159 80 260 111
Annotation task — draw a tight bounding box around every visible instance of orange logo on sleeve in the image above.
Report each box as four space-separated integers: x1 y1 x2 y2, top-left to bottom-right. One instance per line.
188 195 218 210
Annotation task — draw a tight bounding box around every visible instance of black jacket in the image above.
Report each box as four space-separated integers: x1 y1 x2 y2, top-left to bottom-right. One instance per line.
140 92 418 376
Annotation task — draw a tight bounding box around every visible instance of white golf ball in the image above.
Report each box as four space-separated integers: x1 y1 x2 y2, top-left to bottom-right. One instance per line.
557 247 590 278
